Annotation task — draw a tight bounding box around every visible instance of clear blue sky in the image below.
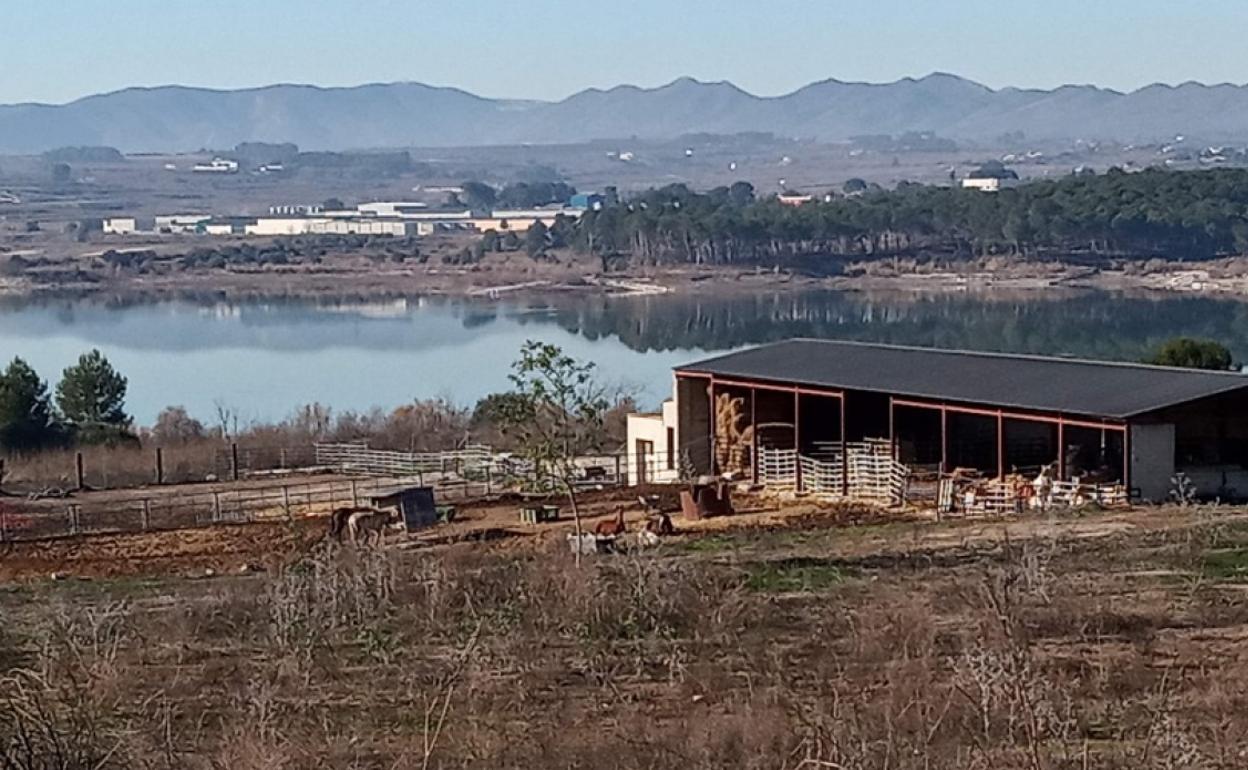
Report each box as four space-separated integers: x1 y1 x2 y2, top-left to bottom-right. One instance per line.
3 0 1246 104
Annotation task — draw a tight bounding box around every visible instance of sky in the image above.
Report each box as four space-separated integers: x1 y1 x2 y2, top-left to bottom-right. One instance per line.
1 0 1246 104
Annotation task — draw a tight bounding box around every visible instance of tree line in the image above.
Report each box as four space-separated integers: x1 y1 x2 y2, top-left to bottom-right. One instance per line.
0 351 132 452
573 168 1248 265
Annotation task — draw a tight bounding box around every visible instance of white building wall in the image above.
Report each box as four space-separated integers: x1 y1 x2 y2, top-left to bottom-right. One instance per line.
625 398 680 486
245 218 323 236
103 218 138 235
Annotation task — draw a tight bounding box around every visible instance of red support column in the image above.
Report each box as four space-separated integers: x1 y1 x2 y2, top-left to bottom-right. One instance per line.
996 410 1005 479
940 406 948 474
1057 418 1066 481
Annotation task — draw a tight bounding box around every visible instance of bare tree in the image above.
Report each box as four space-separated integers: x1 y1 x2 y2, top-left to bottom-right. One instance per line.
495 341 608 564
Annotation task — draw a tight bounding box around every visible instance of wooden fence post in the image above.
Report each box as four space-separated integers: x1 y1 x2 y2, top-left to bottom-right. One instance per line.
615 454 623 486
155 448 164 485
280 448 287 470
142 499 151 531
282 485 291 520
75 452 85 491
68 504 79 536
486 465 492 496
213 491 222 523
0 504 7 542
231 443 240 481
0 458 5 495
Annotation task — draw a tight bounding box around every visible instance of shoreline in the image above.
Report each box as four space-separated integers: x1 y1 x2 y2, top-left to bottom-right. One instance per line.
4 259 1248 303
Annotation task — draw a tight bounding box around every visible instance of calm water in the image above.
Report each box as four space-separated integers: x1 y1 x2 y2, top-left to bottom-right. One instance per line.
2 289 1247 426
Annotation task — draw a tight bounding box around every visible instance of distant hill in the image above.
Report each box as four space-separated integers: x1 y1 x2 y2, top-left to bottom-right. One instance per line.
2 74 1247 154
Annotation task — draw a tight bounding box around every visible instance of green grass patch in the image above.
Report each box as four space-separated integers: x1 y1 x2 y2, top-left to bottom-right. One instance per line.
1202 548 1248 582
745 558 850 593
682 534 740 553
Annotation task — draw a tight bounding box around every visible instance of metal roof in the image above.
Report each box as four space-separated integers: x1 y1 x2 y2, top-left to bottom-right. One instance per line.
676 339 1248 420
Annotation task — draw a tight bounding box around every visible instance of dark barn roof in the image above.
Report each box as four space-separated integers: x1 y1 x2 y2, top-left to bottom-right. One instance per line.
677 339 1248 420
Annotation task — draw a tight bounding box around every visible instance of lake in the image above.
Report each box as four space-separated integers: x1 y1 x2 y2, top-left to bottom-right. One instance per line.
2 289 1246 426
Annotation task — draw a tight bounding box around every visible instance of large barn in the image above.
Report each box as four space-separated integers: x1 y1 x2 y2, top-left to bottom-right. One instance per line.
626 339 1248 504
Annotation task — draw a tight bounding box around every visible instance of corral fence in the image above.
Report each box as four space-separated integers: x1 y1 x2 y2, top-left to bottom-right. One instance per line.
0 447 677 544
0 443 320 496
0 474 495 544
0 442 642 497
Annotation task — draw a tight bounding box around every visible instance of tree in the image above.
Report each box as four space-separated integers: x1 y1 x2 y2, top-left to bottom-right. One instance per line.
50 163 72 184
460 181 497 212
843 178 868 195
322 197 345 211
1144 338 1233 370
150 406 206 445
728 181 755 207
494 342 608 564
0 358 58 452
55 350 131 443
524 221 549 257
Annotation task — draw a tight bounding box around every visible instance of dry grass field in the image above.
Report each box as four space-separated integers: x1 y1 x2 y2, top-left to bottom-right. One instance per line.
0 500 1247 768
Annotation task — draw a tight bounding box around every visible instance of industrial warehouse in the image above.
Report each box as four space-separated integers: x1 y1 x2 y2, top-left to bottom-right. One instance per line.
627 339 1248 511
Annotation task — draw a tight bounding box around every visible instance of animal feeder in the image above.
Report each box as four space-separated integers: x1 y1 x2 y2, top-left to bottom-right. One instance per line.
680 482 733 520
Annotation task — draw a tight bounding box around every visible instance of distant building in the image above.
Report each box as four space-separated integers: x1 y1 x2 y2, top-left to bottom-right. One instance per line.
269 204 323 216
961 177 1017 193
244 218 318 236
357 201 429 217
155 214 211 233
777 193 814 207
962 163 1020 193
243 217 420 237
471 208 579 233
203 223 239 236
103 217 140 235
569 193 605 211
192 158 239 174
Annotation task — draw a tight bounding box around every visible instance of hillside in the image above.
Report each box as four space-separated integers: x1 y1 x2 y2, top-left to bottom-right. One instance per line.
3 73 1248 153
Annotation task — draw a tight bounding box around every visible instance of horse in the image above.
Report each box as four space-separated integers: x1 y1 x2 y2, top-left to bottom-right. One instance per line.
328 506 356 543
593 505 627 537
346 508 396 548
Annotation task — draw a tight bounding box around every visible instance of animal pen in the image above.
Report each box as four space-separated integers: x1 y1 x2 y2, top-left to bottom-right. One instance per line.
667 339 1248 511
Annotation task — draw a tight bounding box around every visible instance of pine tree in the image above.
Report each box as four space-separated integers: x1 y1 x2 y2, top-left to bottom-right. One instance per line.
0 357 58 451
55 349 131 442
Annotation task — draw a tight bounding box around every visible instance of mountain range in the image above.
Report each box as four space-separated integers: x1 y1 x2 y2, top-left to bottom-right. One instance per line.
2 73 1247 154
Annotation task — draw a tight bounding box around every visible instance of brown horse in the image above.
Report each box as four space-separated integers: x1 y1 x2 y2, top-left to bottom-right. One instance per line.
593 505 627 537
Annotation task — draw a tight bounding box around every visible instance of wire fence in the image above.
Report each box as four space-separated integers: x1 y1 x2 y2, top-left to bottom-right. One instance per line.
0 446 679 544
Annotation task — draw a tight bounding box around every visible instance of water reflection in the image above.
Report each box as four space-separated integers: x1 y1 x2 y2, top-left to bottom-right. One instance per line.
0 289 1244 424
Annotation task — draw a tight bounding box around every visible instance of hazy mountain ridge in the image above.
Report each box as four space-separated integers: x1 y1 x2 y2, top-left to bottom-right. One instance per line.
2 73 1245 154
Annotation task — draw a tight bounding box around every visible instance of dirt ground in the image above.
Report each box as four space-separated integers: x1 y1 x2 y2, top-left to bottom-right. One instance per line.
1 494 1247 767
0 518 325 581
